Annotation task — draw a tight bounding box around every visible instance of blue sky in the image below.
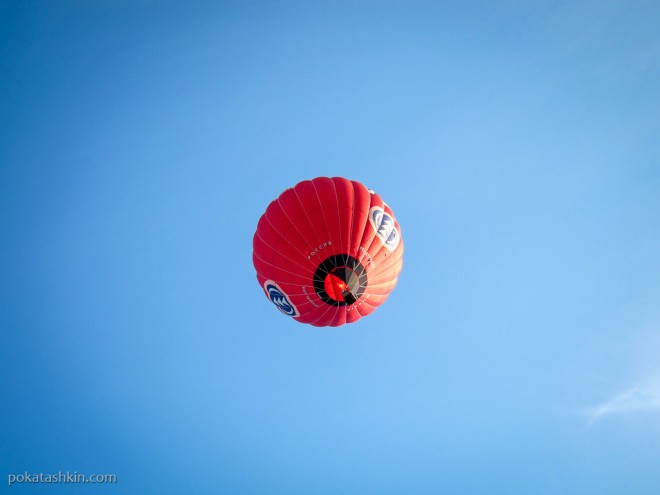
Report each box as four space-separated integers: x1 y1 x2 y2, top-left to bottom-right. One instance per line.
2 1 660 493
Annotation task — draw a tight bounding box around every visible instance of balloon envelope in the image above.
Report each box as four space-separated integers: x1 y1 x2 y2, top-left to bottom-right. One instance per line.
252 176 404 327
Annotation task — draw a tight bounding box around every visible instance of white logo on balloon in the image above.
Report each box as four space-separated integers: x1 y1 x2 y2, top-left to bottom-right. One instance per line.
369 206 400 251
264 280 300 317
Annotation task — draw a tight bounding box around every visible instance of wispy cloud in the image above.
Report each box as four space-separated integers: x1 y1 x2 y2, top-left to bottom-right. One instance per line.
586 373 660 428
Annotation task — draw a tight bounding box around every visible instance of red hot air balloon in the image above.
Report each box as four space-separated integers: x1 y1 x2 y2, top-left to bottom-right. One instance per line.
252 177 404 326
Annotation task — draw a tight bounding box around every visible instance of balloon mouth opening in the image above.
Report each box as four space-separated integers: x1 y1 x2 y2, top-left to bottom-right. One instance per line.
314 255 368 307
324 267 360 304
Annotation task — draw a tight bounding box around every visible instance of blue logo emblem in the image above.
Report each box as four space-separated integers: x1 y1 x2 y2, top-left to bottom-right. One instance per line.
264 280 300 317
369 206 400 251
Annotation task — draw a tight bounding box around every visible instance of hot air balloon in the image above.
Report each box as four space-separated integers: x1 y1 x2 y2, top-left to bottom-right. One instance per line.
252 176 403 326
